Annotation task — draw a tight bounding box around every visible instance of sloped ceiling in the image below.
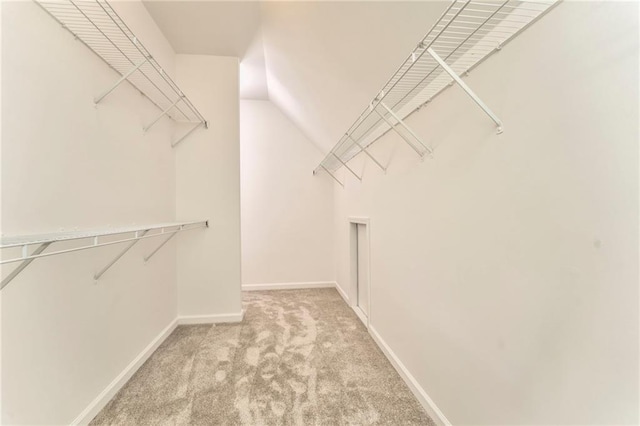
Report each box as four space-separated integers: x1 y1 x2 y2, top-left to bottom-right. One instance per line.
142 1 269 100
143 1 448 152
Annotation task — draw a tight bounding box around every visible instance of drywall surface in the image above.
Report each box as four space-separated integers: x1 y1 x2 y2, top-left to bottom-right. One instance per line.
175 55 242 318
0 1 178 424
260 1 449 151
333 2 639 424
240 100 334 285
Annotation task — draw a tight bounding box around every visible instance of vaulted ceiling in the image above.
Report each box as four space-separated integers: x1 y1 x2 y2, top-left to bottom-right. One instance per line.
143 1 449 152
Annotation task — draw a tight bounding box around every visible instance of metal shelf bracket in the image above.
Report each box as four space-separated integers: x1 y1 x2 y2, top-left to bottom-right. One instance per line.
143 227 179 263
172 122 205 148
371 101 432 158
1 242 52 290
427 48 504 134
331 153 362 181
94 230 148 280
346 134 387 172
94 57 150 104
144 95 185 133
316 164 344 187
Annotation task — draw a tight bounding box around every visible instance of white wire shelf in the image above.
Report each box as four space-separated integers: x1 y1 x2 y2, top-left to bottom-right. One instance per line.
0 221 206 249
36 0 208 145
314 0 559 184
1 220 208 289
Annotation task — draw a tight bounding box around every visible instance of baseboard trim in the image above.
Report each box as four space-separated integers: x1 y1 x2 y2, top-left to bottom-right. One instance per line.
177 310 245 325
74 287 447 426
73 309 246 424
334 282 350 304
242 281 336 291
71 318 178 425
369 326 451 426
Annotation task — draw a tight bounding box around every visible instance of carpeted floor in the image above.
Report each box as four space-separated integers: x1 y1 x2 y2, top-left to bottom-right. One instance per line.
91 289 434 425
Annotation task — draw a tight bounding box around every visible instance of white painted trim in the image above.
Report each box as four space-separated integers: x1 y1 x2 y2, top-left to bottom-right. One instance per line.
71 318 178 425
71 286 446 426
335 282 350 304
242 281 335 291
177 310 245 325
348 216 370 225
348 217 371 329
72 308 246 424
353 306 368 327
369 326 451 426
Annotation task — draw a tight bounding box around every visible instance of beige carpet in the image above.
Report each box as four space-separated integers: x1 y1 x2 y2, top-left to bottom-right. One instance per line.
91 289 434 425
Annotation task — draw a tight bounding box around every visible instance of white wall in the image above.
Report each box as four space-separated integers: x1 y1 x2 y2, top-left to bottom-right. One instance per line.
260 1 449 151
0 1 178 424
175 55 242 318
240 100 333 285
333 2 639 424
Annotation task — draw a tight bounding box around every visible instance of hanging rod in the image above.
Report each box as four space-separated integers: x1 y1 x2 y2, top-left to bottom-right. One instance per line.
0 220 208 289
36 0 208 147
314 0 559 183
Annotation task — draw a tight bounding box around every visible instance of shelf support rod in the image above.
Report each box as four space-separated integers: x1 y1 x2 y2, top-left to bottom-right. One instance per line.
172 122 205 148
319 164 344 187
331 153 362 181
372 107 425 158
143 96 184 133
1 242 52 290
377 102 433 155
94 230 148 280
427 47 503 133
347 134 386 172
143 229 178 263
94 57 149 104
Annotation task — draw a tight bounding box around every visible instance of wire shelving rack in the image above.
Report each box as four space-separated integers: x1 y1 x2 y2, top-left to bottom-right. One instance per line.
0 221 209 289
314 0 559 185
36 0 208 147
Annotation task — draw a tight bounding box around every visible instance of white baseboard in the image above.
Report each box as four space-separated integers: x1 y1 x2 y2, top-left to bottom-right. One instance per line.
73 309 246 424
368 326 451 426
74 286 447 426
72 319 178 425
242 281 336 291
334 282 350 304
353 306 369 328
177 310 245 325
